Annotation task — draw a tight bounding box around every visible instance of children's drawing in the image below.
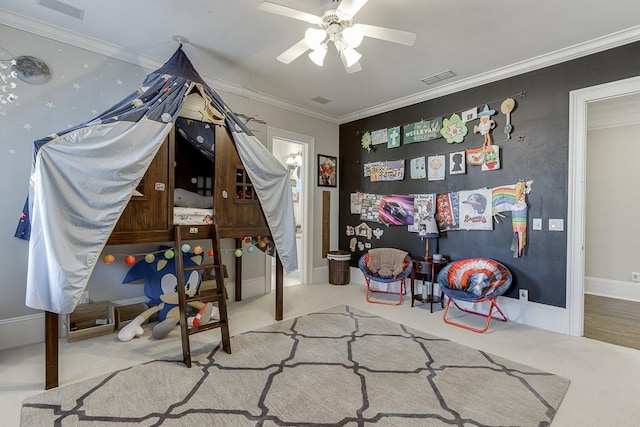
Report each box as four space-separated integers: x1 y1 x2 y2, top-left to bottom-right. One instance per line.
449 151 466 175
427 155 445 181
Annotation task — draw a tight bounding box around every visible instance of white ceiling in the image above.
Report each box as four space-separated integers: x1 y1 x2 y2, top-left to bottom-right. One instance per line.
1 0 640 123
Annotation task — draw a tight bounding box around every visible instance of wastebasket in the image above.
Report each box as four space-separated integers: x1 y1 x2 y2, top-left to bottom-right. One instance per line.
327 250 351 285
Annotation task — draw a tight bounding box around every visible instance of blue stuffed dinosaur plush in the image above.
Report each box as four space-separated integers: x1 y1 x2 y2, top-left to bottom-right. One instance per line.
117 250 218 341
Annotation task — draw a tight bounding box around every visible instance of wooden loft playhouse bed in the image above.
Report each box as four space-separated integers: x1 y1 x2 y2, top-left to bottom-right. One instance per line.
16 48 298 389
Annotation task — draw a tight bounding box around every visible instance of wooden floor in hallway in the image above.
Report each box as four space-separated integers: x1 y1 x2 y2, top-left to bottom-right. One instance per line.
584 294 640 350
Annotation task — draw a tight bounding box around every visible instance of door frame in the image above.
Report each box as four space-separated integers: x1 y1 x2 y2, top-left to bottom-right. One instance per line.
567 75 640 336
265 127 314 287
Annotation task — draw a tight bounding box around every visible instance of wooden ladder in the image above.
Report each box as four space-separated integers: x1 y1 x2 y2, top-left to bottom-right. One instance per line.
173 224 231 367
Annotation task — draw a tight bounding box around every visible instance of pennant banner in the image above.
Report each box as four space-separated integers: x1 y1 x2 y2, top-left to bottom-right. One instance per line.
403 118 443 144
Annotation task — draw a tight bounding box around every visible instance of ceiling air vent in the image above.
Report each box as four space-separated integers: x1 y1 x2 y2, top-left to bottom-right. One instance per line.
311 96 332 104
37 0 85 20
421 70 456 85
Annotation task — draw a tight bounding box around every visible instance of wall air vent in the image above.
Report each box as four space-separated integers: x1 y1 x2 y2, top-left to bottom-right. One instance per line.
37 0 85 20
311 96 332 104
421 70 457 85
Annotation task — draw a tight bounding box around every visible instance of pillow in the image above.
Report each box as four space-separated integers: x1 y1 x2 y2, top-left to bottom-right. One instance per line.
174 188 213 209
444 258 511 296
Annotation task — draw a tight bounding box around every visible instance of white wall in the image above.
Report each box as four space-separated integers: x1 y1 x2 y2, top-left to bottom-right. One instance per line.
0 24 338 334
585 122 640 300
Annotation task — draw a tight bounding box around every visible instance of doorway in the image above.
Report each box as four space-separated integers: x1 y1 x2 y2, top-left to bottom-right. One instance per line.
567 75 640 337
266 128 314 289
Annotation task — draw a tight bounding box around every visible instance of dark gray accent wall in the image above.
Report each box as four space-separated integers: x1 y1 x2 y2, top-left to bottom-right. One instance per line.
339 41 640 308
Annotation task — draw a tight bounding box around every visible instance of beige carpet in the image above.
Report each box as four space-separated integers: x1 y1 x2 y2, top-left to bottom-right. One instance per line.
22 305 569 426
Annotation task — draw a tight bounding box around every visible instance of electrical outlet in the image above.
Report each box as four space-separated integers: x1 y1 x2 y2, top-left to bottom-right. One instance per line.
519 289 529 301
549 219 564 231
533 218 542 230
632 272 640 282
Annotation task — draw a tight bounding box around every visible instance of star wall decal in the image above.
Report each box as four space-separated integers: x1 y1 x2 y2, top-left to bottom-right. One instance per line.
23 123 32 130
73 83 81 90
46 101 55 109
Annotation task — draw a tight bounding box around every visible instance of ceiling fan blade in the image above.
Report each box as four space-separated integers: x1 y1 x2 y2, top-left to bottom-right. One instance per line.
361 24 416 46
336 0 369 19
257 2 323 25
276 39 310 64
340 55 362 74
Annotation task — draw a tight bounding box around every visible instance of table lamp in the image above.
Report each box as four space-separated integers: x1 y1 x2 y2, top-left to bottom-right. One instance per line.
423 217 440 260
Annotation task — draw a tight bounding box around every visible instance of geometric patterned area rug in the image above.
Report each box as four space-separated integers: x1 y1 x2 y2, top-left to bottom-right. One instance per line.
22 305 570 426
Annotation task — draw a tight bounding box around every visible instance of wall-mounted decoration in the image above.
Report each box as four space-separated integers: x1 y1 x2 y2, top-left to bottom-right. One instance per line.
500 98 516 139
449 151 466 175
318 154 337 187
361 131 372 151
412 194 436 230
378 195 414 226
363 161 381 177
349 237 357 252
387 126 401 148
440 113 468 143
482 145 501 171
373 228 384 239
410 156 426 179
436 192 460 232
356 222 373 239
459 189 493 230
360 193 383 222
461 106 478 122
371 129 388 145
350 192 362 214
12 55 51 85
427 155 445 181
492 180 532 258
370 159 405 182
466 147 484 166
474 104 496 148
403 118 442 144
364 242 371 249
346 225 355 236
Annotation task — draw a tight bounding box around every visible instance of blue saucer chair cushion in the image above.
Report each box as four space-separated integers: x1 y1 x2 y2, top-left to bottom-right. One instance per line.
438 258 512 299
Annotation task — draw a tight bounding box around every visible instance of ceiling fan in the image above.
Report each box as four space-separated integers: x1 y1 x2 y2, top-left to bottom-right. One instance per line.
257 0 416 73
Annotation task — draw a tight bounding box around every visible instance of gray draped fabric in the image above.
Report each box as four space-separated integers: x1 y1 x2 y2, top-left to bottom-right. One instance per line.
17 48 297 314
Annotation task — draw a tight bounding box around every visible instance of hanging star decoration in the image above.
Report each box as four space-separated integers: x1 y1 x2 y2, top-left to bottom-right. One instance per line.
0 58 19 106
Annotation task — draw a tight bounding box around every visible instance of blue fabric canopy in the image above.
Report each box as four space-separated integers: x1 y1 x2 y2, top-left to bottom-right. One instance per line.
16 48 297 314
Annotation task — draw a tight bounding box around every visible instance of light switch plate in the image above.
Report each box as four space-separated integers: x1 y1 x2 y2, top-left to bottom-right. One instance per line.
549 219 564 231
533 218 542 230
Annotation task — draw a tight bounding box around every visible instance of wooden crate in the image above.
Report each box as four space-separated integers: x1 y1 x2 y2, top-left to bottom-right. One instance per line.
67 301 114 342
113 302 150 330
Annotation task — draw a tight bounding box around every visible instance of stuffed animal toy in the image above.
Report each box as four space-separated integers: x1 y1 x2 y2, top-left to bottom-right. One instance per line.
118 250 219 341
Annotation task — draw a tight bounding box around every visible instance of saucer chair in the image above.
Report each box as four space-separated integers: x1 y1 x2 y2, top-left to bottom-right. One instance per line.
437 258 512 333
358 248 413 305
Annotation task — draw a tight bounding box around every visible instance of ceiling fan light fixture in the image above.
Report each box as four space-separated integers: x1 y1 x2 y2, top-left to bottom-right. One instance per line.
342 24 364 48
304 28 327 50
342 47 361 68
308 45 328 66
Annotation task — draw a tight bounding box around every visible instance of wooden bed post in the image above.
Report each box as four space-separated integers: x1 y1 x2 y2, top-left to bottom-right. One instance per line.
235 238 242 301
276 256 283 320
45 311 58 389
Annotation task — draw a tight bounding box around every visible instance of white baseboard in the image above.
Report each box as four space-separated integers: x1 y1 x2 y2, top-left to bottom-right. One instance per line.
0 313 45 351
0 269 570 350
585 276 640 302
350 267 568 334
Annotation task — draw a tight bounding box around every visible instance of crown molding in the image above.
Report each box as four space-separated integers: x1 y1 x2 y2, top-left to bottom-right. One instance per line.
3 8 639 127
338 25 640 124
0 8 339 124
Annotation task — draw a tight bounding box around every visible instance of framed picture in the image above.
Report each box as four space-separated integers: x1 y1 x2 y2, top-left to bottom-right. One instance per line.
318 154 337 187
